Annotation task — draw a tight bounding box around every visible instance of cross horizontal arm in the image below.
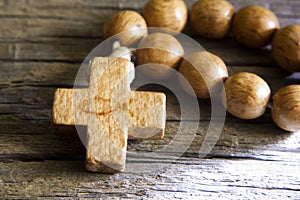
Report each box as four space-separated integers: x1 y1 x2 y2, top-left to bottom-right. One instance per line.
52 89 166 139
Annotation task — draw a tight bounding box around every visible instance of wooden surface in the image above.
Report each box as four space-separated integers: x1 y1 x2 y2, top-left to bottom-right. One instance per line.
1 0 300 199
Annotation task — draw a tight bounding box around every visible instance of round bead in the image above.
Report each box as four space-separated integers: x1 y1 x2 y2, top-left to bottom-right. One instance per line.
103 10 147 46
142 0 188 32
179 51 228 99
272 85 300 132
272 25 300 72
136 33 184 78
190 0 234 39
223 72 271 119
232 5 279 48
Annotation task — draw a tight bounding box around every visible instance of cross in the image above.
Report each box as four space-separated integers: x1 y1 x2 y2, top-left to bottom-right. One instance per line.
52 57 166 173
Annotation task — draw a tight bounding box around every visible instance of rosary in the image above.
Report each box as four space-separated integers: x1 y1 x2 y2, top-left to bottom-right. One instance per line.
52 0 300 173
103 0 300 133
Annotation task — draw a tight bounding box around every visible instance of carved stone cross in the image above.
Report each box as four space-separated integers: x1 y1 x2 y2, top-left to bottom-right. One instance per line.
52 57 166 173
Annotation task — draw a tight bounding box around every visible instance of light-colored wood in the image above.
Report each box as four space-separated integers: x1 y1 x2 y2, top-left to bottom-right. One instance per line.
128 91 165 139
136 33 184 70
142 0 188 32
190 0 235 39
103 10 147 46
53 89 166 139
179 51 228 99
272 85 300 131
223 72 271 119
232 5 279 48
52 57 166 173
58 57 133 173
272 25 300 72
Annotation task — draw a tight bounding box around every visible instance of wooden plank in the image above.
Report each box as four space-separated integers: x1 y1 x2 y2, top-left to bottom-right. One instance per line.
0 0 5 7
0 42 98 61
271 2 300 18
0 0 299 65
1 119 299 162
0 4 117 21
0 18 103 41
0 44 14 60
0 1 299 43
0 62 80 86
25 0 144 10
0 41 279 66
1 0 298 18
0 133 85 158
0 63 298 92
0 17 299 43
0 159 299 198
228 0 300 12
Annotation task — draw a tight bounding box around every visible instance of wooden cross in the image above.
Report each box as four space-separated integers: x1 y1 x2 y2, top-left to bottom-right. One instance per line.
52 57 166 173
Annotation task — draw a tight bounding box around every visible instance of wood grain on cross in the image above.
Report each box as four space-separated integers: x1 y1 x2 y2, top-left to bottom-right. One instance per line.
52 57 166 173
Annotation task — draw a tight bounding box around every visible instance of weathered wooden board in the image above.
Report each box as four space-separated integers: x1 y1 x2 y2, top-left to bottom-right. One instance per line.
0 39 278 65
1 120 299 162
1 0 300 18
1 159 299 199
0 63 296 90
1 0 300 198
0 1 299 65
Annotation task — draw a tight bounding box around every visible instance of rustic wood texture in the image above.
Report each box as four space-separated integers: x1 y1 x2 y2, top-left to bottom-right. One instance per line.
52 57 166 173
1 0 300 198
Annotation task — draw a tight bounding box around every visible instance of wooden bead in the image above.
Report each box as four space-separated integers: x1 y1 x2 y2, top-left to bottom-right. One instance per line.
190 0 234 39
142 0 188 32
103 10 147 46
272 25 300 72
232 5 279 48
179 51 228 99
272 85 300 132
136 33 184 78
223 72 271 119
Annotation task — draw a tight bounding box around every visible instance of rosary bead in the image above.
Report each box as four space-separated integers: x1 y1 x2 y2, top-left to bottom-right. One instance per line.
142 0 188 32
190 0 234 39
232 5 279 48
136 33 184 78
179 51 228 99
103 10 147 46
272 85 300 132
272 25 300 72
222 72 271 119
